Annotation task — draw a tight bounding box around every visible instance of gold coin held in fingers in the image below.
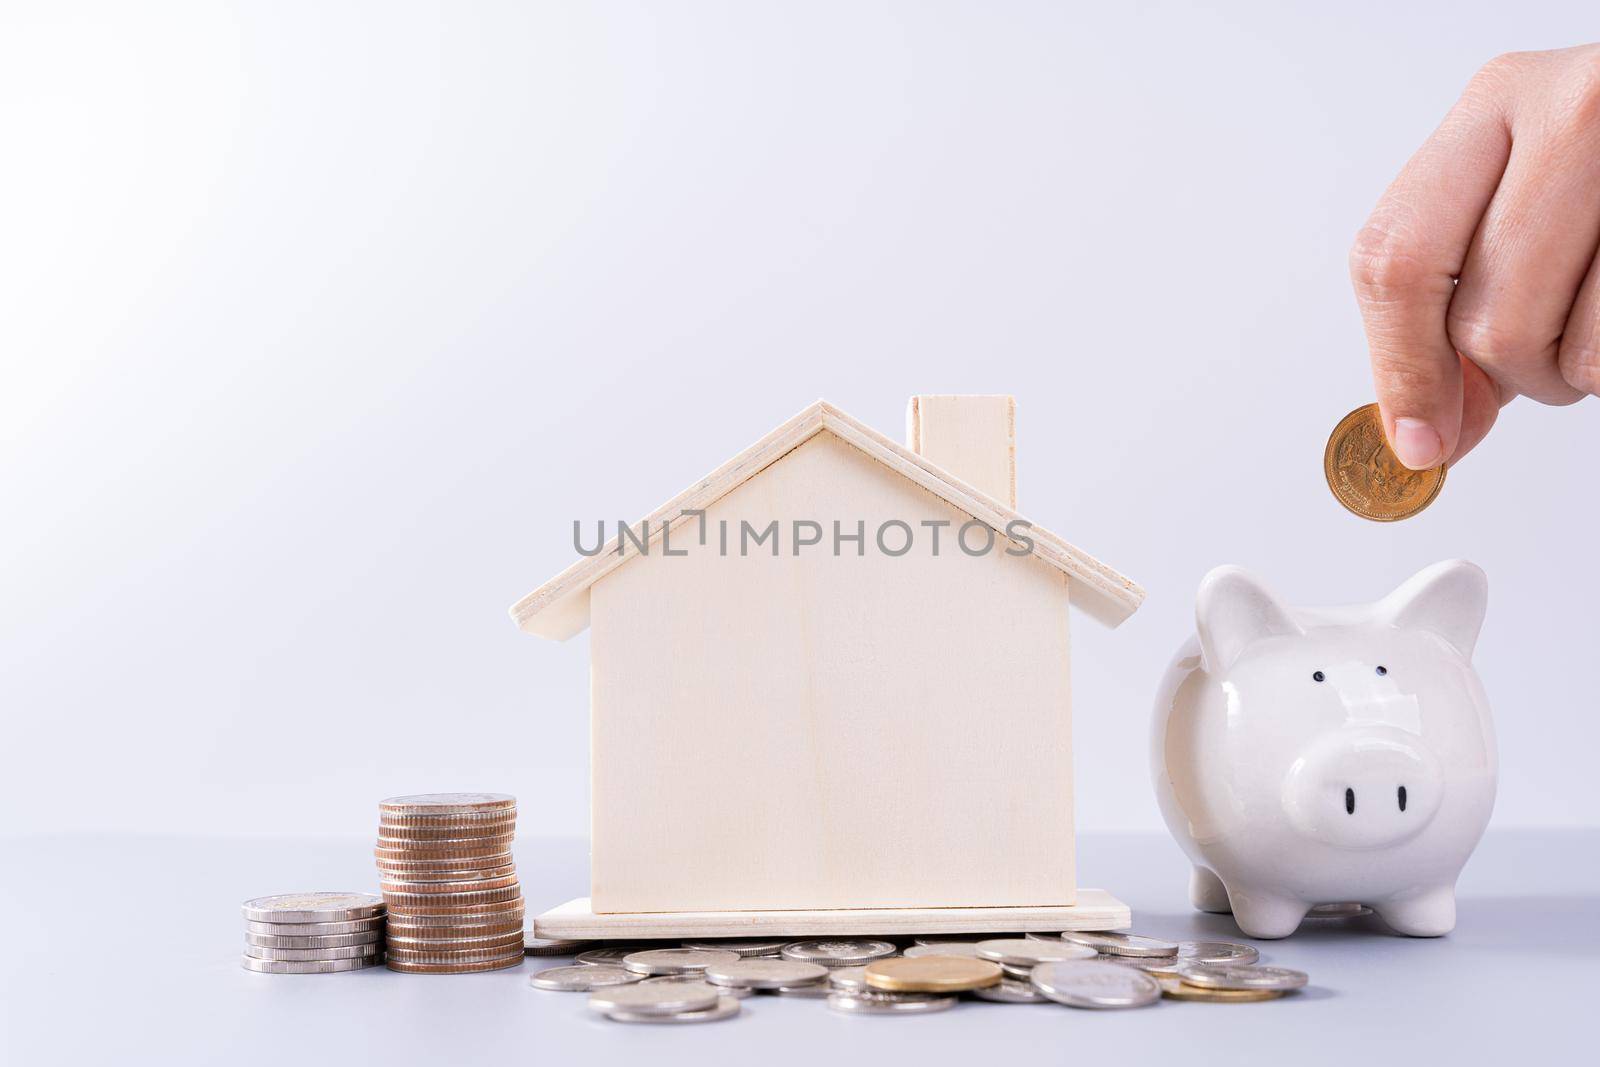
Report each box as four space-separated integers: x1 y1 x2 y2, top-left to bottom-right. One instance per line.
1324 402 1445 521
863 956 1002 993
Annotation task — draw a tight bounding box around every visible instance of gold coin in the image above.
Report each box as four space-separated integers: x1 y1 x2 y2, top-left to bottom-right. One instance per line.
384 900 525 921
1156 975 1284 1003
863 956 1002 993
376 831 516 848
372 825 512 838
385 910 524 931
388 923 525 942
385 903 524 921
1323 403 1446 521
386 942 525 963
386 954 524 974
387 930 525 949
381 884 522 908
379 874 522 894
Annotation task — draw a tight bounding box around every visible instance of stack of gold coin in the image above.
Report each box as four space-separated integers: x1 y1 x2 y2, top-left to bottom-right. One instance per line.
375 793 525 974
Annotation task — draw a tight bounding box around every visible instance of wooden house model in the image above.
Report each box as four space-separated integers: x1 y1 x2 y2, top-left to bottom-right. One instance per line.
514 396 1144 937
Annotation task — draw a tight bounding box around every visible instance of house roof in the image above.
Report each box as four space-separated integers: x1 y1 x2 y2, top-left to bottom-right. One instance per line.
510 400 1144 639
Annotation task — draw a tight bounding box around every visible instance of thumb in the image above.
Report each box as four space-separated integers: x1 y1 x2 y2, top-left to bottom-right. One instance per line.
1371 343 1462 470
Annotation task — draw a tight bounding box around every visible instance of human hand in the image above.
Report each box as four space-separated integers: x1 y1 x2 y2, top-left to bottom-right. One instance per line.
1349 44 1600 469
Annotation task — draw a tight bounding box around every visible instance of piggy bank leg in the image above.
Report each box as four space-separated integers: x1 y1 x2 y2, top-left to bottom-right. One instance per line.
1375 886 1457 937
1189 866 1233 913
1228 887 1308 939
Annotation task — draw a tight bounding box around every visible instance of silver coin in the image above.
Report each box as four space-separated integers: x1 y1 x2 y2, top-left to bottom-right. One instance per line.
972 978 1049 1003
1030 960 1161 1009
378 815 517 833
1177 940 1259 965
244 942 382 961
828 965 872 991
244 917 385 937
704 958 828 989
375 863 516 882
589 979 722 1015
529 964 640 991
773 983 830 998
826 990 957 1015
681 939 790 957
643 974 752 998
622 948 740 976
244 931 383 949
576 946 651 966
525 936 592 956
606 996 742 1024
1115 955 1185 976
1176 962 1308 991
780 939 897 967
1307 902 1373 919
903 942 983 959
240 954 384 974
1001 963 1034 980
976 938 1097 966
1058 931 1179 958
241 893 385 923
379 793 517 814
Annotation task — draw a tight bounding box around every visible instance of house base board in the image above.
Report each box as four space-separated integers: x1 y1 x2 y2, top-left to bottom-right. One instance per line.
531 890 1131 940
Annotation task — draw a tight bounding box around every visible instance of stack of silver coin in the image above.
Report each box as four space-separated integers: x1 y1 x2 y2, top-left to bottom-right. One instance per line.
375 793 525 974
240 892 386 974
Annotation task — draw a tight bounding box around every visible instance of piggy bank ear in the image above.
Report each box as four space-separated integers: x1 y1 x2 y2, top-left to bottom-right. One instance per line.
1380 560 1488 659
1196 565 1303 672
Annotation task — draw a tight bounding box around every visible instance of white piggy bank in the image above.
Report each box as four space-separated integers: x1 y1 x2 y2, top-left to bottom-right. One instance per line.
1151 560 1496 938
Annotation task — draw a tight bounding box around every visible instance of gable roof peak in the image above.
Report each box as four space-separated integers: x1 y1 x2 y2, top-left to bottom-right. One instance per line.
510 398 1142 640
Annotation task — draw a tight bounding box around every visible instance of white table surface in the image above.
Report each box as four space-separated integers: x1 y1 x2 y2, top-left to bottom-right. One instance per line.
5 829 1592 1065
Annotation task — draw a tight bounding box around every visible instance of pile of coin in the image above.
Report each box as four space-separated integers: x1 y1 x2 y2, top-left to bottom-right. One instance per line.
240 892 386 974
375 792 524 974
528 930 1310 1021
1030 930 1307 1004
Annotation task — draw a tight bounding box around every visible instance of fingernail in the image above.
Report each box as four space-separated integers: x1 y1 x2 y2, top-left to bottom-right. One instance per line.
1391 417 1443 469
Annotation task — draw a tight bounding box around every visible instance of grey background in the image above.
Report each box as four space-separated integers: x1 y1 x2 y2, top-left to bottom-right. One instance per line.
4 827 1594 1063
2 0 1597 845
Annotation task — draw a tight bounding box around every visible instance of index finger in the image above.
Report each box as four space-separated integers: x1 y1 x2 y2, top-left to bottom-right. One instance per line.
1348 66 1514 468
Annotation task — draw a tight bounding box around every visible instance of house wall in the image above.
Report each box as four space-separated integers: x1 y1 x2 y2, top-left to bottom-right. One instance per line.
588 430 1075 912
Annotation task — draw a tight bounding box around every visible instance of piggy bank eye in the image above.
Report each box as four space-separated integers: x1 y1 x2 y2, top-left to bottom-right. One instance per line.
1312 670 1326 683
1376 665 1388 676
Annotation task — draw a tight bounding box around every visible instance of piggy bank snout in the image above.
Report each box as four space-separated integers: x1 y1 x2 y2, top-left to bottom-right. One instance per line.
1282 732 1443 850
